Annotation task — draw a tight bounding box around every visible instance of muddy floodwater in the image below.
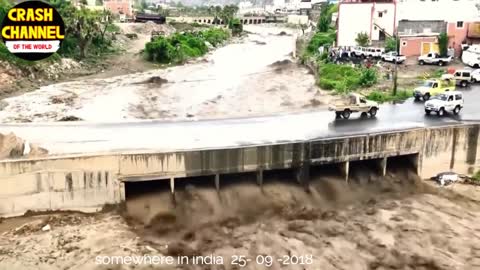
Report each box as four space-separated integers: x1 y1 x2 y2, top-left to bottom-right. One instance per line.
0 25 324 123
1 165 480 270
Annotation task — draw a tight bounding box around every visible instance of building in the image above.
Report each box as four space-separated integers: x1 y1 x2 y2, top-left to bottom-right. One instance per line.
337 0 480 53
337 0 397 47
103 0 134 17
398 20 447 57
397 0 480 56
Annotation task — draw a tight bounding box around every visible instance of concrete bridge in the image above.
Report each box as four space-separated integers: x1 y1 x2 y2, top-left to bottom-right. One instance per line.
1 124 479 217
167 15 286 25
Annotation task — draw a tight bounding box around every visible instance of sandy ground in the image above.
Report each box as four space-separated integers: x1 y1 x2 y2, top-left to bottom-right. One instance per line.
0 25 323 123
1 167 480 270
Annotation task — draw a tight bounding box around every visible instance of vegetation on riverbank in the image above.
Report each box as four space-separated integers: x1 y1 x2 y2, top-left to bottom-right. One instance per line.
473 171 480 182
318 63 377 94
366 89 413 103
145 28 230 64
297 2 415 103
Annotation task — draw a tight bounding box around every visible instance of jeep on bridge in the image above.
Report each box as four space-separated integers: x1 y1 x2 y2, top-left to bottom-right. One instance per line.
328 93 379 119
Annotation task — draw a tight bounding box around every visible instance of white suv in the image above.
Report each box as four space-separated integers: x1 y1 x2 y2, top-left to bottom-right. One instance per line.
365 47 384 58
353 47 367 57
424 91 463 116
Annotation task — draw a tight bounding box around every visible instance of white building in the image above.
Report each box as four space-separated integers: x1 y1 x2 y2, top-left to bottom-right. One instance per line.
337 0 396 46
337 0 480 47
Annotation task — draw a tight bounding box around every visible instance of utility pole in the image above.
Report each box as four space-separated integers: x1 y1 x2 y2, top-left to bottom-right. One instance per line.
393 27 398 96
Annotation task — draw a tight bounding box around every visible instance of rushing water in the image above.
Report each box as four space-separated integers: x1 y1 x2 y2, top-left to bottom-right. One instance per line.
0 25 319 123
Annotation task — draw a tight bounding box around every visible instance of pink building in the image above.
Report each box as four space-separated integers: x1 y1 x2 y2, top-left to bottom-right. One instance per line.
103 0 133 17
397 20 446 57
447 21 480 57
399 36 438 57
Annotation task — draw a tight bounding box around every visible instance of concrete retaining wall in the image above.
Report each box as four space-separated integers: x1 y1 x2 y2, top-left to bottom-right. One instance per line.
0 124 479 217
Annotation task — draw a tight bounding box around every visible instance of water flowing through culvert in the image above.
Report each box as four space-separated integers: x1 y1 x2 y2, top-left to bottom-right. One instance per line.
120 164 480 270
124 163 431 240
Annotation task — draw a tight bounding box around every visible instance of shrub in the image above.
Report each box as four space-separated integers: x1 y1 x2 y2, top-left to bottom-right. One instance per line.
359 68 377 87
202 28 230 46
366 89 412 103
144 28 229 64
317 63 379 93
228 18 243 36
355 32 369 47
306 31 335 54
473 171 480 181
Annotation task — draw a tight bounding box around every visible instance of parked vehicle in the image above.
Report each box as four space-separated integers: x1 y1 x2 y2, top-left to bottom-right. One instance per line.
413 77 455 101
352 47 367 57
381 51 406 63
461 45 480 68
471 69 480 82
365 47 384 58
424 91 463 116
443 70 472 87
418 53 453 66
328 93 379 119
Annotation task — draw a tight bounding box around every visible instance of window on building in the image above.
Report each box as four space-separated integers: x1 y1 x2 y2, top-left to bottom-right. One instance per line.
402 41 407 47
378 12 383 18
457 21 464 28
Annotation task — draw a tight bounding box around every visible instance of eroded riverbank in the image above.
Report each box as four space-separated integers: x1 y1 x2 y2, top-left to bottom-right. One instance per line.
0 25 325 123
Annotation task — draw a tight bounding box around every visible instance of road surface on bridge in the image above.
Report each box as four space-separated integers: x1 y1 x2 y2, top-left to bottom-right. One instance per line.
0 87 479 156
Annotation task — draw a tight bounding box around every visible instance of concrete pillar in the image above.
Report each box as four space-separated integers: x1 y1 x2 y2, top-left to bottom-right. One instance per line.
341 161 349 182
170 178 175 194
381 157 387 177
256 170 263 187
170 177 176 206
295 162 310 189
215 174 220 191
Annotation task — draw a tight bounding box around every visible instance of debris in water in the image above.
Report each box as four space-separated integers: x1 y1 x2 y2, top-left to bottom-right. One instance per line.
58 116 83 121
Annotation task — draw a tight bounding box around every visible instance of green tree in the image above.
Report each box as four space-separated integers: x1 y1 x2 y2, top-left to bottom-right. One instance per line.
0 0 12 24
385 36 400 52
228 18 243 36
438 32 449 57
355 32 369 47
222 5 239 23
317 16 330 33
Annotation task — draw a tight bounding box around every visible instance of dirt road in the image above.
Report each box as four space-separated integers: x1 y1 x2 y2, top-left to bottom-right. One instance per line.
1 167 480 270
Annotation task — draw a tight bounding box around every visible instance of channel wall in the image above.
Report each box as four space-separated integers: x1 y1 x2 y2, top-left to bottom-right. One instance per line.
0 124 478 217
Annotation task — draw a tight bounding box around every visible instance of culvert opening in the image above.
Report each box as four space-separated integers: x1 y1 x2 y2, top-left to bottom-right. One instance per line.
350 158 384 184
262 168 300 186
310 163 345 180
125 179 171 200
387 154 419 174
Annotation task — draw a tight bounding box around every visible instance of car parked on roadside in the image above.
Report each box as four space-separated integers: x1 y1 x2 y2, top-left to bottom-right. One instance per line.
365 47 384 58
424 91 463 116
352 47 367 57
418 52 453 66
471 69 480 83
381 51 406 63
